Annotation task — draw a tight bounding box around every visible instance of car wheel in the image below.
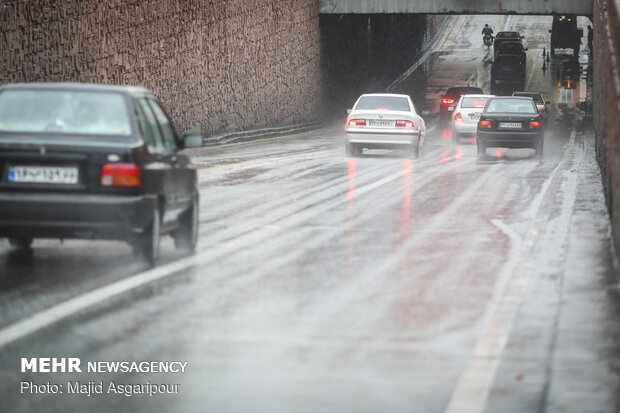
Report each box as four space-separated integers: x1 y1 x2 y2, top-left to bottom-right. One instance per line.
8 237 33 249
535 141 544 159
551 47 555 56
345 143 355 157
411 142 419 158
355 146 364 156
452 130 460 143
477 143 486 158
173 196 198 252
134 205 161 265
573 47 579 57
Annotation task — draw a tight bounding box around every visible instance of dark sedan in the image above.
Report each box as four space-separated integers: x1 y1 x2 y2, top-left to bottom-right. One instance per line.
439 86 484 124
477 96 544 158
0 83 202 264
494 41 528 64
493 31 525 50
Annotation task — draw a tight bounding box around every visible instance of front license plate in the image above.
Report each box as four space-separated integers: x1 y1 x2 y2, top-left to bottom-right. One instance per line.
8 165 79 184
369 120 393 127
498 122 522 129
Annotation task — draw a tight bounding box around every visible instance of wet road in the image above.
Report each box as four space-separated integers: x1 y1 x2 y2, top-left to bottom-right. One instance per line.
1 15 619 413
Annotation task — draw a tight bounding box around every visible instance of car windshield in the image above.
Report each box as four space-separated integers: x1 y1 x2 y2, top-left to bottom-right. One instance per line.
356 96 410 111
0 89 133 137
486 98 537 114
461 96 490 108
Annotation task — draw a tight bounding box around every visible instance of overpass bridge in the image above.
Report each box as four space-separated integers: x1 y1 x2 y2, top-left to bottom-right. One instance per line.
319 0 593 15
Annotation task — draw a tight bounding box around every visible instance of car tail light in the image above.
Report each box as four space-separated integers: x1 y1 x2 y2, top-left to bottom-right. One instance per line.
479 120 492 129
442 98 455 105
395 120 414 128
454 112 463 122
348 119 366 127
539 108 547 114
101 163 142 187
530 121 542 128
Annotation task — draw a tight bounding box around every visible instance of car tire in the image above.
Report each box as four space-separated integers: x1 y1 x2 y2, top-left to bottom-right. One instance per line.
345 143 355 157
173 196 198 252
134 205 161 265
411 143 419 158
477 143 486 158
573 47 579 57
535 141 544 159
8 237 33 249
452 130 460 143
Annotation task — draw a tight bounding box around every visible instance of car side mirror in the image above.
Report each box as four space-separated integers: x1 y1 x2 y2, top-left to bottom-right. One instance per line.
182 135 202 149
521 35 525 38
524 48 529 51
548 29 552 33
347 109 352 114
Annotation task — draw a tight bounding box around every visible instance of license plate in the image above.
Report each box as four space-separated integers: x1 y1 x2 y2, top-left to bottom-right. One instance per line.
498 122 522 129
8 165 79 184
368 120 393 127
469 113 480 120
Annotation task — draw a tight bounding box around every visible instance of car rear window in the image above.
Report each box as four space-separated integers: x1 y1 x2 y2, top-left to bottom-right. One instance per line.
446 87 483 98
486 98 537 114
461 96 490 109
495 55 522 65
0 89 133 137
355 96 410 112
514 93 544 104
496 32 519 39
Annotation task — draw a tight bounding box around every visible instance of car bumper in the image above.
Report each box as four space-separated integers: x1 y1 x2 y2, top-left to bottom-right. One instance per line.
478 130 543 148
0 192 157 240
346 131 420 148
452 122 478 136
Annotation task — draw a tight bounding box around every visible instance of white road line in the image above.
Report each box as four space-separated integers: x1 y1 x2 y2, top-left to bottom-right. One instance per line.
445 128 577 413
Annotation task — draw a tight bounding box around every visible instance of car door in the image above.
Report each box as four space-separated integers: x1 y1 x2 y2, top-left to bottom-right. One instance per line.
135 97 178 224
146 98 196 221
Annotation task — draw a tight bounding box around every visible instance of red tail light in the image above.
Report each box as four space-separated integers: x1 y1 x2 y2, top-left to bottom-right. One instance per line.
529 121 542 128
538 108 547 114
479 120 492 129
442 98 455 105
101 163 142 187
348 119 366 127
454 112 463 122
395 120 414 128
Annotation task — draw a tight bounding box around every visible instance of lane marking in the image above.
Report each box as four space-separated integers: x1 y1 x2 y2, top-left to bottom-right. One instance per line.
445 128 577 413
440 15 461 51
198 149 338 174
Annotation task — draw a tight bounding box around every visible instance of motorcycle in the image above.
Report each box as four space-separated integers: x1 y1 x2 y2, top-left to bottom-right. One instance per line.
483 34 494 47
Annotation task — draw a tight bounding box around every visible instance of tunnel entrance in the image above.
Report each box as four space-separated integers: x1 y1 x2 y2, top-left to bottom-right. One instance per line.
320 14 436 114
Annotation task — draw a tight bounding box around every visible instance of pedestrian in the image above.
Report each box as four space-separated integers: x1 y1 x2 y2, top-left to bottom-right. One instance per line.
587 25 593 53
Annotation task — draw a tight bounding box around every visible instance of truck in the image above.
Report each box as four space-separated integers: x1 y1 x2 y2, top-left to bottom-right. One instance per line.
549 15 582 57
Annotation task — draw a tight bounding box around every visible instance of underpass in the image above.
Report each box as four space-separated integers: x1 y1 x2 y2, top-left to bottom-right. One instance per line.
1 2 619 413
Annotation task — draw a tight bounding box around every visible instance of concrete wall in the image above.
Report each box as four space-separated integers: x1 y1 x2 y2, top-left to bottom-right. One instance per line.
0 0 321 135
593 0 620 256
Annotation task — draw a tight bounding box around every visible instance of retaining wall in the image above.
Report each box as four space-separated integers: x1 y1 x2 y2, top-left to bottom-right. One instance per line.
0 0 321 135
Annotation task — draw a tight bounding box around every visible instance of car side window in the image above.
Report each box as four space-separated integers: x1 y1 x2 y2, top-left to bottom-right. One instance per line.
147 99 177 152
137 99 164 150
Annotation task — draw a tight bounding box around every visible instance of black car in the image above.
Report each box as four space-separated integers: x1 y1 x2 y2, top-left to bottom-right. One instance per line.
439 86 484 124
494 41 528 64
0 83 202 264
477 96 544 158
493 31 525 50
491 54 525 86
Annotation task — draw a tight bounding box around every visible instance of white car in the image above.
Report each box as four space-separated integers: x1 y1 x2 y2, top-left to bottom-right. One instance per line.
451 94 494 140
345 93 427 157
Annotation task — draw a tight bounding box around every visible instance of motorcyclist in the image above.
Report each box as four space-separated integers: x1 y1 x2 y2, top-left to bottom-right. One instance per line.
482 24 494 44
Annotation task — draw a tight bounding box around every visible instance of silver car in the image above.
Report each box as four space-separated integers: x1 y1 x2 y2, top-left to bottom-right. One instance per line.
345 93 427 157
451 94 494 140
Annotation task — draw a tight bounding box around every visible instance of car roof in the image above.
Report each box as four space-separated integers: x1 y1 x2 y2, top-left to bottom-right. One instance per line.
496 31 520 36
0 82 151 96
495 54 522 61
489 96 533 101
458 94 495 98
513 91 543 96
358 93 410 99
496 41 524 47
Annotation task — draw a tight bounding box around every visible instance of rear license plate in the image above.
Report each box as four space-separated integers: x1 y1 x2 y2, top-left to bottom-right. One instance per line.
469 113 480 120
368 120 393 127
8 165 79 184
498 122 522 129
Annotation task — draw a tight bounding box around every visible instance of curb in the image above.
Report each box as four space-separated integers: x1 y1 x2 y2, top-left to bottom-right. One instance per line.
200 121 323 147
